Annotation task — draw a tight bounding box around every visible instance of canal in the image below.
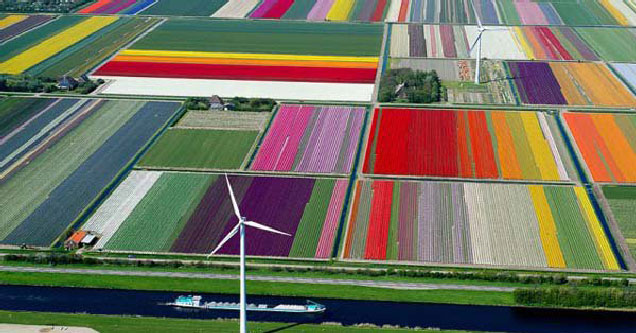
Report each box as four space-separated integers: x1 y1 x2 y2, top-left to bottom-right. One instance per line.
0 285 634 332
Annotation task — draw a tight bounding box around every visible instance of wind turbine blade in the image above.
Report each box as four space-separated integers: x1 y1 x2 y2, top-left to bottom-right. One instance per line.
244 221 291 236
469 33 482 54
208 223 240 256
225 174 241 220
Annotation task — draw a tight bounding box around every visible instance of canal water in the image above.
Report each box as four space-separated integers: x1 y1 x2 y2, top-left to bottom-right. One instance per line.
0 285 634 332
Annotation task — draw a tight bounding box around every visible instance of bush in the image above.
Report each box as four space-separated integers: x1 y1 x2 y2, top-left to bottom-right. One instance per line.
378 68 444 104
231 97 275 112
515 287 636 308
185 97 210 110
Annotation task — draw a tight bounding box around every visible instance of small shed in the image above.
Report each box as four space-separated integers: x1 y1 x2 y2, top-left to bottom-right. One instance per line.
64 231 87 250
81 233 97 246
58 75 78 90
209 95 224 111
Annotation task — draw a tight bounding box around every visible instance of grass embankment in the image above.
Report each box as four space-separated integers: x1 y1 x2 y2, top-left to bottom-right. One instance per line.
0 271 515 306
0 311 471 333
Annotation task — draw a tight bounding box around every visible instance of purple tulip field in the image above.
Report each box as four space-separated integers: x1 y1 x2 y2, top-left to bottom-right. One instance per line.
83 172 348 259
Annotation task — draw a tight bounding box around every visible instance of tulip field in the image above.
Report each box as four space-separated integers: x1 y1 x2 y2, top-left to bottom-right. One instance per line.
507 61 636 107
389 0 635 26
564 113 636 184
363 108 574 181
94 19 382 101
251 104 365 175
0 98 180 247
612 63 636 91
82 172 347 259
0 15 157 77
77 0 156 14
343 179 619 271
390 24 634 62
0 14 53 43
0 16 117 74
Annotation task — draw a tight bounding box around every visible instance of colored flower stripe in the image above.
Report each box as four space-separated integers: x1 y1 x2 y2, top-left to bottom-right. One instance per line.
0 16 117 75
315 180 348 258
327 0 354 21
520 112 560 181
0 15 54 43
94 61 377 83
112 55 377 69
574 187 619 270
119 49 379 63
343 182 363 258
0 15 28 29
566 113 636 183
251 104 364 173
364 108 567 181
250 0 294 19
364 181 393 260
529 185 566 268
491 111 522 180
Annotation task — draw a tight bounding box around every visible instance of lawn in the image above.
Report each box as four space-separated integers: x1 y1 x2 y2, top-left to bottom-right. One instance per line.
0 310 470 332
138 128 258 170
0 271 515 306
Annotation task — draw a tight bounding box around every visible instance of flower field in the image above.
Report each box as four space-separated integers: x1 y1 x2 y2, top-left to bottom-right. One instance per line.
564 113 636 184
0 98 180 247
612 63 636 91
0 16 117 74
388 0 635 26
251 104 365 175
363 108 574 181
0 15 53 43
390 24 633 62
82 172 347 259
343 179 619 271
137 128 259 171
77 0 156 14
507 62 636 107
1 15 154 78
93 19 382 101
602 186 636 260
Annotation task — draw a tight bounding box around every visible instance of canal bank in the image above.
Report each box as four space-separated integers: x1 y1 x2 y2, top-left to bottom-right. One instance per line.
0 285 635 332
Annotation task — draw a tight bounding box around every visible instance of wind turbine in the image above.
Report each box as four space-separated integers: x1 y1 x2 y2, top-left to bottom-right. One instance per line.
209 174 291 333
468 1 507 84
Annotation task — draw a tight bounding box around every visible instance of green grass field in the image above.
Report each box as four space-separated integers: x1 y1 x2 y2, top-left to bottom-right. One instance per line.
0 271 515 306
603 186 636 260
575 28 636 62
0 311 472 332
132 19 383 56
138 128 258 170
142 0 228 16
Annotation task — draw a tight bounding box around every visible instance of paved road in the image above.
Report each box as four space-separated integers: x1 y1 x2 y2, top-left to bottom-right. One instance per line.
0 266 514 292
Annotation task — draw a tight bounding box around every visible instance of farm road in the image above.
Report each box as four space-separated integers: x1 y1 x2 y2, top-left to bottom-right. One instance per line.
0 266 514 292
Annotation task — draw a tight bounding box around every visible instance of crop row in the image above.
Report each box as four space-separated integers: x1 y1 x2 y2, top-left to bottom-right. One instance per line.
389 0 634 26
83 172 348 259
390 24 634 62
364 108 572 181
0 98 180 247
564 112 636 184
251 104 365 174
507 61 636 107
344 180 619 270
